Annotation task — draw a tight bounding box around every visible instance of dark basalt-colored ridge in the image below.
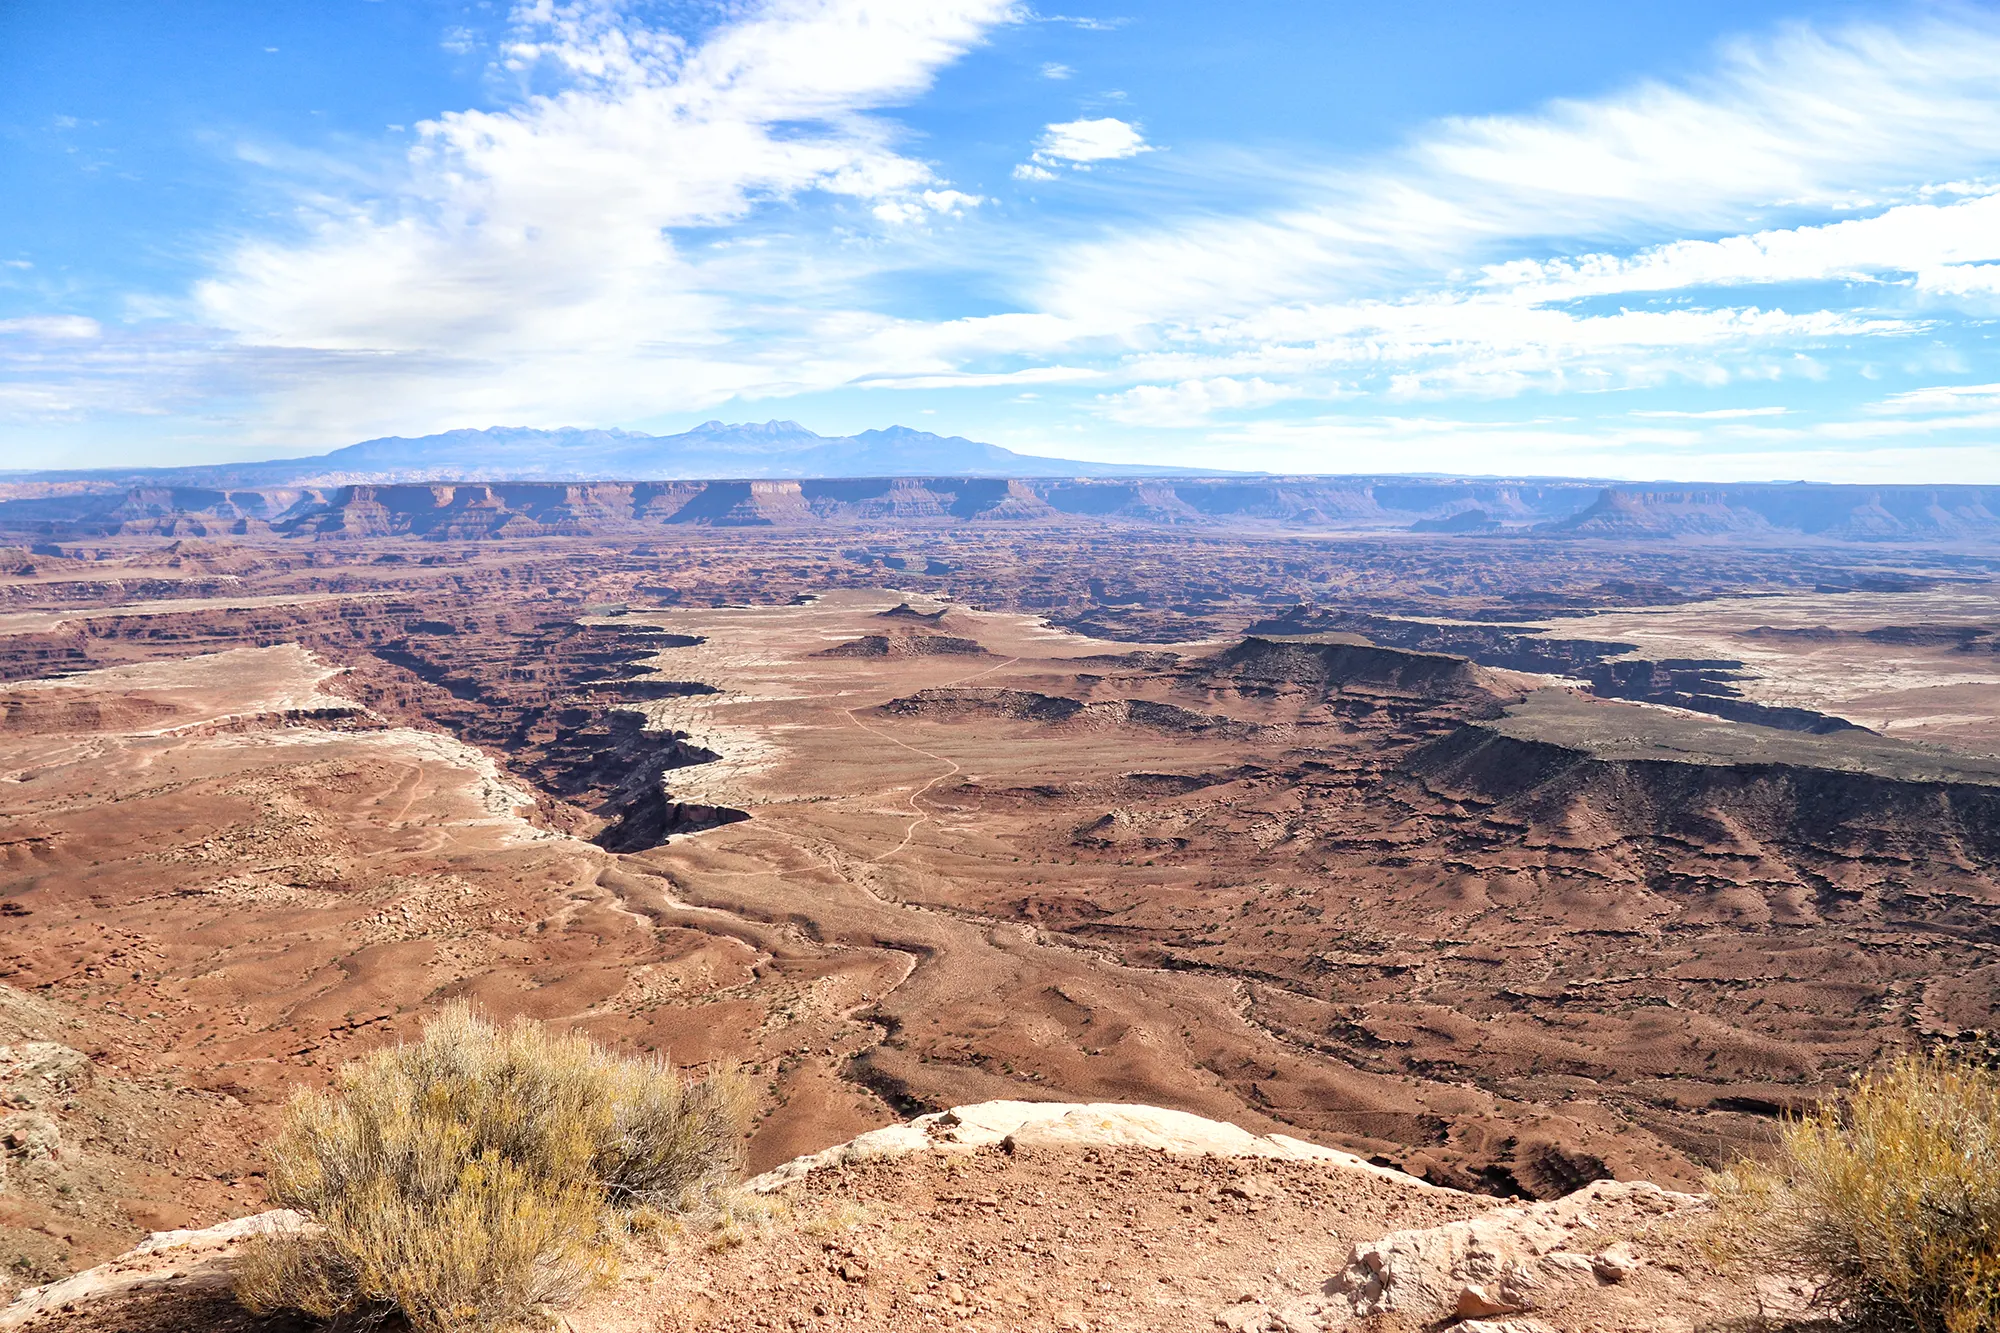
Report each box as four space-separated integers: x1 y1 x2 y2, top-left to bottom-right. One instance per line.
1250 607 1868 733
1199 635 1491 702
815 633 987 658
879 687 1249 738
1406 691 2000 872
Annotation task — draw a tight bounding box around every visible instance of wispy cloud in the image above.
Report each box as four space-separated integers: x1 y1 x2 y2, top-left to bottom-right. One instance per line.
1097 375 1299 426
1630 406 1789 419
1036 13 1128 32
1106 302 1911 409
1869 382 2000 414
1481 191 2000 302
0 316 100 340
1034 18 2000 324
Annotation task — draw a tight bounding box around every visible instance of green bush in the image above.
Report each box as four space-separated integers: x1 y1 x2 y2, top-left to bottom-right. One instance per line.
234 1003 747 1332
1710 1049 2000 1333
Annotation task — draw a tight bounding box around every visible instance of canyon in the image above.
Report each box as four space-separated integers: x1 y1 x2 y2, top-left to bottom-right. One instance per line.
0 489 1995 1327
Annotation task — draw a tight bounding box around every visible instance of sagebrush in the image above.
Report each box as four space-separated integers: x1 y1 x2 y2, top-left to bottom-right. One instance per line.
234 1003 747 1332
1710 1049 2000 1333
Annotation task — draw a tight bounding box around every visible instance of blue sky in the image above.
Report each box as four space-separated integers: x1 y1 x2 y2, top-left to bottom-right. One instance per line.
6 0 2000 480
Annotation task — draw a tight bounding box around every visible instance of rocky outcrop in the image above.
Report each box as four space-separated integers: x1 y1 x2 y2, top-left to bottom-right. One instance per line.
815 632 988 658
0 1043 93 1107
1221 1180 1719 1332
880 688 1251 737
881 687 1088 723
876 603 950 622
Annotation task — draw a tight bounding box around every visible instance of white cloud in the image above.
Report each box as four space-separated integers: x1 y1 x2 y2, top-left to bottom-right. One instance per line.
873 187 987 223
1040 62 1072 79
1025 116 1150 169
1916 262 2000 295
185 0 1017 438
0 321 255 425
922 188 984 213
1012 162 1057 181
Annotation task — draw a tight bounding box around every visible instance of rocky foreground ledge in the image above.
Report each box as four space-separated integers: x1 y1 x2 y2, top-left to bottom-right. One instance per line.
2 1102 1804 1333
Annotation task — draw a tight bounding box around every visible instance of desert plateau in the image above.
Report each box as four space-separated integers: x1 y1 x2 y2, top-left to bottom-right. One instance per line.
0 478 1995 1329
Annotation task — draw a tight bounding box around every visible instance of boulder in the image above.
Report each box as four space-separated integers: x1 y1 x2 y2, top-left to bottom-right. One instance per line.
0 1112 59 1160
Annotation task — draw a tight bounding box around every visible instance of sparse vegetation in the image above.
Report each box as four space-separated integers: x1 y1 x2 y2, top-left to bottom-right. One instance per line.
234 1003 747 1332
1710 1049 2000 1333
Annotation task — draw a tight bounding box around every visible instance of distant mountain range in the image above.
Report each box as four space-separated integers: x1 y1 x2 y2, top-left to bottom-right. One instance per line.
8 421 2000 543
4 421 1222 486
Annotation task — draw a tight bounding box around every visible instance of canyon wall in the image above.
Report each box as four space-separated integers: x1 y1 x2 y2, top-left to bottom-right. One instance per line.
7 477 2000 541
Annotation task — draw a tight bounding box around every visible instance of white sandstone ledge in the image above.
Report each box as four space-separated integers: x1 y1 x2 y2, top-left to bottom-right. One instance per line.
748 1099 1441 1193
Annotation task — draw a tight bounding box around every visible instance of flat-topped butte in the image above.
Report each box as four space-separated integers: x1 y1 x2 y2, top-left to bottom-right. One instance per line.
1488 687 2000 787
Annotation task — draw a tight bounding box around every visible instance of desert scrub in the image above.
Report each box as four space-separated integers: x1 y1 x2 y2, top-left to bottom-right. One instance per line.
1710 1049 2000 1333
234 1003 747 1332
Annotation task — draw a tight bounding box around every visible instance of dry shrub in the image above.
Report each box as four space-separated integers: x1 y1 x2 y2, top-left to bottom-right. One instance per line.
235 1003 747 1332
1710 1049 2000 1333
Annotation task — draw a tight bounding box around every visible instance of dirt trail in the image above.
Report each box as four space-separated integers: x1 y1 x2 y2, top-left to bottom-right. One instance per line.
843 654 1021 862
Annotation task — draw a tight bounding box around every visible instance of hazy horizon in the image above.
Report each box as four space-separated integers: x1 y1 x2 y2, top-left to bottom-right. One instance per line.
14 417 2000 489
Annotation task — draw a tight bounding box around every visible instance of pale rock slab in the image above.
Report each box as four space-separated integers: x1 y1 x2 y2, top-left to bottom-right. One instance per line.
0 1210 307 1330
749 1100 1433 1193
